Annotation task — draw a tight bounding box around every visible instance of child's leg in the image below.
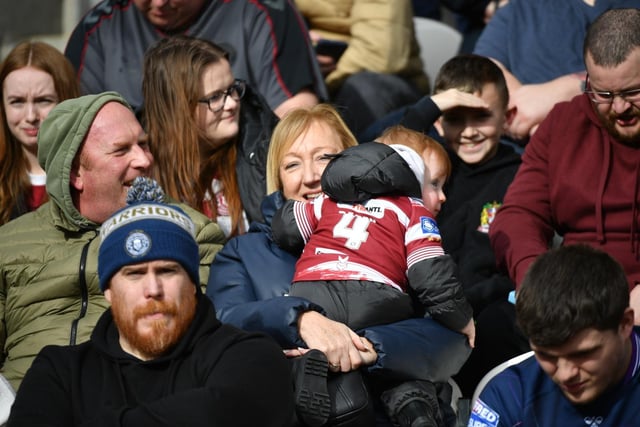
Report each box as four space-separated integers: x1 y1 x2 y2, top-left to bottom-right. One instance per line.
289 280 414 330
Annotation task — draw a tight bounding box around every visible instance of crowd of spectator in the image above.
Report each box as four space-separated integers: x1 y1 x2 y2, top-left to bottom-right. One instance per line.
2 1 640 426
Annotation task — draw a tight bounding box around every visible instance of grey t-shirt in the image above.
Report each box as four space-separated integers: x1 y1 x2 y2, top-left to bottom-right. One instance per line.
65 0 327 113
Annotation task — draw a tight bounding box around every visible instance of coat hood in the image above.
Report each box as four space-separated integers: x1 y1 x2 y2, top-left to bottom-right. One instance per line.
248 191 286 235
579 93 640 248
321 142 423 203
37 92 133 229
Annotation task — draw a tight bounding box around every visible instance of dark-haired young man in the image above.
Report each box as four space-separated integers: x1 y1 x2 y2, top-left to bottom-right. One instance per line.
470 244 640 426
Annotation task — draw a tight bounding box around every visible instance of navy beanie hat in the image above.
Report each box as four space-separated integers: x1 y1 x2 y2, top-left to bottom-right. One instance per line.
98 178 199 291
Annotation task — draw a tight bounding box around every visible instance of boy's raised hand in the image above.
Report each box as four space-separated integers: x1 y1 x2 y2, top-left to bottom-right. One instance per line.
431 88 489 112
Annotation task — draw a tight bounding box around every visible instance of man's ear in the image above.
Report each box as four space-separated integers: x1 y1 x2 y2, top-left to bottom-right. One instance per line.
434 117 444 137
504 106 517 130
70 168 83 191
620 307 635 337
104 288 112 304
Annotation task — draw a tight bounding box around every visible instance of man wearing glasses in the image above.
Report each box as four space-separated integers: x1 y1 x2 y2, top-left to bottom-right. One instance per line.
462 8 640 397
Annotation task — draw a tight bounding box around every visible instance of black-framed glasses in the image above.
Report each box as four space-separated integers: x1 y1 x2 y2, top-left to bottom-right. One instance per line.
198 79 246 112
584 74 640 105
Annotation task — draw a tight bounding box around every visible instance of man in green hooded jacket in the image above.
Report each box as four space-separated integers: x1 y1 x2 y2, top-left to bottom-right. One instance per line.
0 92 225 391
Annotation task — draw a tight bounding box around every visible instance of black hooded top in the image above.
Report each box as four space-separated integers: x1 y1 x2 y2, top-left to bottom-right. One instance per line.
9 293 294 427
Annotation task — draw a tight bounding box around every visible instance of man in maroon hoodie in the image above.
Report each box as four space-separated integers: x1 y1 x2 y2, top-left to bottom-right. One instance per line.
460 8 640 397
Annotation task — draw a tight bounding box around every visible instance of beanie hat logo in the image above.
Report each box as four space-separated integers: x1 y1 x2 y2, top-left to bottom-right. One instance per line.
125 231 152 257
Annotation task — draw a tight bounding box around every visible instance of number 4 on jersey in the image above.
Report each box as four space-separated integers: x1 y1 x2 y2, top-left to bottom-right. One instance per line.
333 212 371 250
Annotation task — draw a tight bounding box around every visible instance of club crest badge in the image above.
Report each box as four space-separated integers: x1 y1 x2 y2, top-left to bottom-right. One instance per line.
478 201 502 233
125 231 151 257
421 216 439 234
419 216 442 242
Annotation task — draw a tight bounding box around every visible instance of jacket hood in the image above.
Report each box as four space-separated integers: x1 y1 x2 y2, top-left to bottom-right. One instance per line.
321 142 423 203
37 92 133 229
579 93 640 249
247 191 285 235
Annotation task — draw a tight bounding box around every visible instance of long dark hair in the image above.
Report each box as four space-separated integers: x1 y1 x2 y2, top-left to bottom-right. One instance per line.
0 40 79 224
143 35 246 236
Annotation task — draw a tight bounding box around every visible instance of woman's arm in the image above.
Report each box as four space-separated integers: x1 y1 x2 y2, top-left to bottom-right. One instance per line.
297 311 376 371
361 317 471 383
206 232 320 348
207 230 378 368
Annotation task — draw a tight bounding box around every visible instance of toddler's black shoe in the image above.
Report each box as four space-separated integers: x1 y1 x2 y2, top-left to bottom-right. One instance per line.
292 349 331 427
381 380 444 427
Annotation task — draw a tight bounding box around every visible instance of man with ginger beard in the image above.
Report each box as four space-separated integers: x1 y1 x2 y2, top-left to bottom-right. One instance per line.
8 194 294 426
107 265 197 361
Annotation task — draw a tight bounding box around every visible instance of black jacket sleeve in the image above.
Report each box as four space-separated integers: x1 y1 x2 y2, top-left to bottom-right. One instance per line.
408 254 473 331
400 96 443 134
272 199 306 255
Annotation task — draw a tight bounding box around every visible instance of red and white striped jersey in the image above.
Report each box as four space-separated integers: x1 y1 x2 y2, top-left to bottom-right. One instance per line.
292 195 444 291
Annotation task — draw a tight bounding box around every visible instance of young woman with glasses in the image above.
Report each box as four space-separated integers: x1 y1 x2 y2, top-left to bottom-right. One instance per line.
142 35 279 238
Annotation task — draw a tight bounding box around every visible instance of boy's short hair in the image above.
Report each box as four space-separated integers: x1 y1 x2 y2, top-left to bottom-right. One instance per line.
433 54 509 110
377 125 451 179
516 244 629 347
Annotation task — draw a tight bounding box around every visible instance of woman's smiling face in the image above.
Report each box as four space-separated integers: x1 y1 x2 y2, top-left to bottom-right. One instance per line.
279 121 344 201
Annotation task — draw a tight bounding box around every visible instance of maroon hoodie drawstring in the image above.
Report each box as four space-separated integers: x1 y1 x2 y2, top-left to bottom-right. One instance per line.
631 155 640 256
595 130 611 244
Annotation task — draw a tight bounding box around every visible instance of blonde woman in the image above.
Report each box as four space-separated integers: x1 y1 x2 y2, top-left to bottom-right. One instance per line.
207 106 470 426
208 104 358 342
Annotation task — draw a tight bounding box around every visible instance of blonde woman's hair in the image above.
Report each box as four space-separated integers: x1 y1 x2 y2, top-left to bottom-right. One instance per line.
266 104 357 194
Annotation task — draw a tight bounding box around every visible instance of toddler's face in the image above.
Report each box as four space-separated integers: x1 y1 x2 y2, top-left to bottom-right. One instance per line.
421 150 447 216
440 83 507 164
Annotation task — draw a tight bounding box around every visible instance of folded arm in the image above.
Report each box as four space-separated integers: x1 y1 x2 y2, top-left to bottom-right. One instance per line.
11 337 294 427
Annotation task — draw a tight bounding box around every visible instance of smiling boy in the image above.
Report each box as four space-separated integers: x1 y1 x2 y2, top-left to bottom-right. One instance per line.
399 54 520 318
395 55 523 396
